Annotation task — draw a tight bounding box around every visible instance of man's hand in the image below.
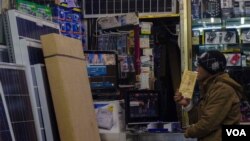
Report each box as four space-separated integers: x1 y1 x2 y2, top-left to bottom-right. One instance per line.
174 89 191 107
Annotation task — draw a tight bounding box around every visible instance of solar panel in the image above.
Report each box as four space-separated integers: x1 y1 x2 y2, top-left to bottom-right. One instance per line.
0 63 38 141
32 64 60 141
3 10 59 141
83 0 176 18
16 17 59 40
0 46 10 63
3 10 60 140
18 39 58 141
4 10 59 63
28 47 45 65
0 85 14 141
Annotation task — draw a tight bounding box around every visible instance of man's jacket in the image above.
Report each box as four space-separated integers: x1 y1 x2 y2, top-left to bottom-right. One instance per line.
185 73 243 141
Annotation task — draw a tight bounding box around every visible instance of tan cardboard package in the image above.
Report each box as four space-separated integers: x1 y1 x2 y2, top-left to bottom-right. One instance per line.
41 34 100 141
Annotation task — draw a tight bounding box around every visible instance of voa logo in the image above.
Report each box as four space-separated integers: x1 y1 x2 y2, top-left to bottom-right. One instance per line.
226 129 246 136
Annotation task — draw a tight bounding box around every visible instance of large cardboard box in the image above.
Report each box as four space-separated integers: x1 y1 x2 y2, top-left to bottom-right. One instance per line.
41 34 100 141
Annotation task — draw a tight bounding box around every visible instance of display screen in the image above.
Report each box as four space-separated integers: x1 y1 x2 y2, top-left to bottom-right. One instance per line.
125 90 160 124
85 53 116 65
129 92 159 118
84 51 118 93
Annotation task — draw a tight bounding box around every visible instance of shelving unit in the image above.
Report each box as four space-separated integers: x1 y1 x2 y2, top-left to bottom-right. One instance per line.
190 0 250 123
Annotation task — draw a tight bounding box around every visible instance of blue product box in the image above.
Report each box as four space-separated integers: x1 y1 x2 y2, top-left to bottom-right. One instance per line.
72 12 81 22
52 6 65 22
59 21 67 33
65 9 72 22
65 22 72 33
72 22 81 34
87 66 107 76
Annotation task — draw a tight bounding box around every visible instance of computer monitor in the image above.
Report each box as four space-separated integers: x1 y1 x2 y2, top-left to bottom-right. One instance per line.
84 50 118 94
125 90 160 124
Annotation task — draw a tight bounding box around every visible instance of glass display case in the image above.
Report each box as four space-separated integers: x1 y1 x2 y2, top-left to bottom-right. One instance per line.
190 0 250 122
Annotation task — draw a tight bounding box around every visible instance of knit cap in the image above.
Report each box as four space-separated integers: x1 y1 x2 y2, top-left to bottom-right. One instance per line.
197 50 227 74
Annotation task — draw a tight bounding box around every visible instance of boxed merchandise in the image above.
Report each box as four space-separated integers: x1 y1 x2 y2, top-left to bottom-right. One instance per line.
94 101 125 133
52 6 66 22
221 0 233 18
245 0 250 16
191 0 201 19
140 35 150 48
52 5 83 40
241 29 250 43
221 31 236 44
233 0 245 17
17 0 36 16
192 31 200 45
203 0 221 18
143 48 153 56
41 34 100 141
36 5 52 20
140 22 152 34
16 0 52 20
224 53 242 66
205 31 220 44
205 31 236 44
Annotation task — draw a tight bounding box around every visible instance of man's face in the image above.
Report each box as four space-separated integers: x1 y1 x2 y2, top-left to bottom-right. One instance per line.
196 65 211 81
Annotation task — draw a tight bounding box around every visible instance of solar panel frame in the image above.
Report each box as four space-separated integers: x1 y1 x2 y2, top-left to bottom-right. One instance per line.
0 81 15 141
3 10 60 141
18 39 57 141
5 10 59 64
0 63 38 141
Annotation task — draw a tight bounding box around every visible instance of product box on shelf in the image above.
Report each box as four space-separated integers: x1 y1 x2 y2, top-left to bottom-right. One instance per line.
17 0 52 20
241 29 250 43
224 53 242 66
205 31 237 44
233 0 245 17
36 5 52 20
221 0 233 19
192 31 200 45
245 0 250 16
192 0 201 19
17 0 36 16
52 5 83 41
203 0 221 18
94 100 125 133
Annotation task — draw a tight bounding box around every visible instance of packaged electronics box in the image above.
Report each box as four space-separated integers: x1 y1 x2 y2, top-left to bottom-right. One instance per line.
94 100 125 133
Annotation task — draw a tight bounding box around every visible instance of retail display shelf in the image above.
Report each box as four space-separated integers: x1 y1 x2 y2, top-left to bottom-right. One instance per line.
192 17 250 30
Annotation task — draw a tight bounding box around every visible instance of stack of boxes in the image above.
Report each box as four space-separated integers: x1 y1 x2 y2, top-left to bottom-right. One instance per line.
139 22 155 89
52 5 84 43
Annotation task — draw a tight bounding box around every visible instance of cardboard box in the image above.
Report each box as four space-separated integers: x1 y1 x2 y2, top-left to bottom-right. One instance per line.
41 34 100 141
94 100 125 133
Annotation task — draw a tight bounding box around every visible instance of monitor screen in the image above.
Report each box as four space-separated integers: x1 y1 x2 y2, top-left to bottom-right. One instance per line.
84 51 118 93
125 90 160 124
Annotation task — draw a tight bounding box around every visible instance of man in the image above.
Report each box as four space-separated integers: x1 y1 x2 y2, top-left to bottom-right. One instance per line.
174 50 243 141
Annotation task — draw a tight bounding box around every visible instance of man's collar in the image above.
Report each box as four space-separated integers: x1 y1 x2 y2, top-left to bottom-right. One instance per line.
201 72 225 87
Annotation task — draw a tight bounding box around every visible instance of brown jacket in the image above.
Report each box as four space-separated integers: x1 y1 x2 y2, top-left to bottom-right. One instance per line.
185 73 242 141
